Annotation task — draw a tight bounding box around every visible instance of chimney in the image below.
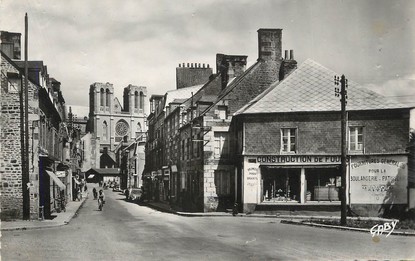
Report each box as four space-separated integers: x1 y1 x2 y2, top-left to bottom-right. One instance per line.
176 62 213 89
216 53 248 90
279 49 297 80
257 28 282 62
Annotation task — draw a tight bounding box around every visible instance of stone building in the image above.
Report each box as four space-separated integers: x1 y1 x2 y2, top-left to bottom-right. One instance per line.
173 28 296 212
234 59 414 217
1 50 40 219
145 62 212 203
87 83 147 189
145 28 297 212
1 39 68 219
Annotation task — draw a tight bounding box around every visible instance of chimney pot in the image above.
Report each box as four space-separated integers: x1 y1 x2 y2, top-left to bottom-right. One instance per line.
207 64 210 68
290 50 294 60
191 63 194 68
203 63 205 68
285 50 289 60
179 63 181 67
183 63 185 67
198 63 201 68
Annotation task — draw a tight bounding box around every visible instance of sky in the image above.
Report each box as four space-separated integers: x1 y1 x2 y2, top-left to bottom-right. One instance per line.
1 0 415 115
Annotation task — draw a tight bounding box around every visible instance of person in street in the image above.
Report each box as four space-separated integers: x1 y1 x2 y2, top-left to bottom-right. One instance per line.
125 187 130 201
98 189 105 210
93 187 97 200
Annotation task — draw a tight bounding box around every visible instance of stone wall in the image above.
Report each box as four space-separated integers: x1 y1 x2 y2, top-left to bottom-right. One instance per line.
1 54 39 220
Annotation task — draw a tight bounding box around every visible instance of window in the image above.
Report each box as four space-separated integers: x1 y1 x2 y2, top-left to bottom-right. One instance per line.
218 106 227 120
214 132 229 158
140 92 144 110
106 89 110 108
349 126 364 151
134 91 139 109
103 121 108 141
100 88 105 107
281 128 297 153
135 123 142 139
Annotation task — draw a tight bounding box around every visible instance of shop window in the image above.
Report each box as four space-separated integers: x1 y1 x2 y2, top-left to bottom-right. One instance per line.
214 132 229 158
281 128 297 153
215 171 231 195
349 126 364 151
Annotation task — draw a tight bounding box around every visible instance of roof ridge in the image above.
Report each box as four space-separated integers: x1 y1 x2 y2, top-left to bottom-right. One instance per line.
201 61 262 115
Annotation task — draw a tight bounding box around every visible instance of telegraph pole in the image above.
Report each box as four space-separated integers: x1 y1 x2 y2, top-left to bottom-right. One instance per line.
334 74 348 225
23 13 30 220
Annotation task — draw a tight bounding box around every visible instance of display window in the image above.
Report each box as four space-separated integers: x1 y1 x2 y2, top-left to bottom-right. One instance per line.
305 168 340 202
261 167 301 202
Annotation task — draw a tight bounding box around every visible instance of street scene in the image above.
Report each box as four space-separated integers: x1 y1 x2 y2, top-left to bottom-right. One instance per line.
1 0 415 260
3 184 415 260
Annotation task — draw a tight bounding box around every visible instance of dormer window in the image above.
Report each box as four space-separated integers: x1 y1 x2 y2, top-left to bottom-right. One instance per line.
218 106 227 120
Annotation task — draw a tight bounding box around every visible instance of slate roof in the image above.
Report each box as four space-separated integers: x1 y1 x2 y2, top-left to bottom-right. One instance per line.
164 84 204 111
236 59 410 115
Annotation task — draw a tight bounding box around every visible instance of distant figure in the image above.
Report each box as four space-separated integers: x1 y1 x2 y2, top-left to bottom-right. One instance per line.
125 188 130 201
93 187 97 200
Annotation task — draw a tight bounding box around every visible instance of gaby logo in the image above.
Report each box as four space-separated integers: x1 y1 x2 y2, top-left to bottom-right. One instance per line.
370 220 398 238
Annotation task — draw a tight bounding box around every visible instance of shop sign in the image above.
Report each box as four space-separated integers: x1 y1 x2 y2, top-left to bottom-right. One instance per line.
350 156 407 204
255 155 340 165
55 171 66 178
246 168 259 187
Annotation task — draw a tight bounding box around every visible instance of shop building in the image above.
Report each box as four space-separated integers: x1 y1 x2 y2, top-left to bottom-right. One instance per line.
234 59 414 217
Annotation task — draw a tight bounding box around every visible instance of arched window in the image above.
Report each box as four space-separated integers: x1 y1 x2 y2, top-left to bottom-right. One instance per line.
106 89 110 108
134 91 139 109
136 122 142 138
139 91 144 110
103 121 108 141
100 88 105 107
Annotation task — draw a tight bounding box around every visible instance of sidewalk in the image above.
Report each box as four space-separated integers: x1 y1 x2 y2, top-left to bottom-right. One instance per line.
1 192 88 231
145 200 415 236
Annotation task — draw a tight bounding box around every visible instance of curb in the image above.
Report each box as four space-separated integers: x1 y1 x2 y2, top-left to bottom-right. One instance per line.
280 220 415 237
1 195 88 231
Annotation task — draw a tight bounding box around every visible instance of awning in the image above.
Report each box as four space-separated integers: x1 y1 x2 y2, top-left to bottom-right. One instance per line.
45 170 65 190
73 177 80 185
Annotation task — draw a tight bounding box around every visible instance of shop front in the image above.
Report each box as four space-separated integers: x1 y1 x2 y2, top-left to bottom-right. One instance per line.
242 155 342 213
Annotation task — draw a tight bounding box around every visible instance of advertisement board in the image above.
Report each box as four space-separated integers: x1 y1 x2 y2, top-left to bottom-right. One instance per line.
349 155 407 204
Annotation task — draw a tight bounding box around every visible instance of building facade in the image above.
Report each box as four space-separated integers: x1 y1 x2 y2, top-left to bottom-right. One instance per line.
234 59 414 217
144 28 297 212
87 83 147 189
1 35 70 219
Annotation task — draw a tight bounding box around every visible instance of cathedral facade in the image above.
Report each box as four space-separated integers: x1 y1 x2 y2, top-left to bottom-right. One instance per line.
88 82 147 169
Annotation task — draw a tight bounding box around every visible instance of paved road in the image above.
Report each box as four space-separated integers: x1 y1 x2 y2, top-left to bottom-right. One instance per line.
2 186 415 261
